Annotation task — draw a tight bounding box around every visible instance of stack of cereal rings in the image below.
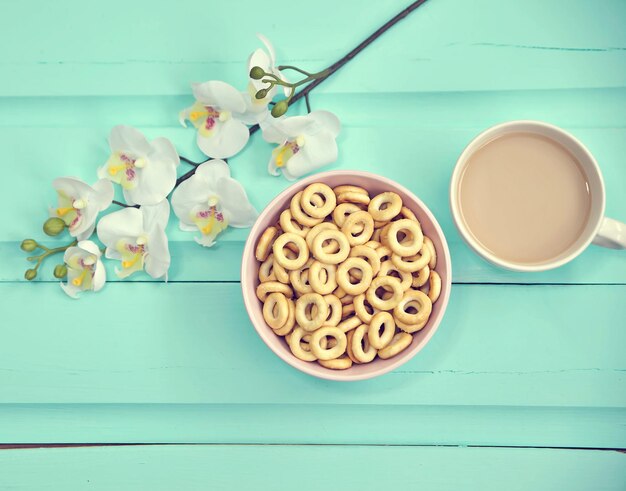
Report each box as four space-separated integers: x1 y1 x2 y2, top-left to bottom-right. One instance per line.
255 183 442 370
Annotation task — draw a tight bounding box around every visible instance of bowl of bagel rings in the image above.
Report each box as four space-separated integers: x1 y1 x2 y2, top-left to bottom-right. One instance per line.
241 170 451 381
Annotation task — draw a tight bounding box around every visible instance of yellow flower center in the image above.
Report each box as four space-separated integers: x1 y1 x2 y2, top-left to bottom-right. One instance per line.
72 269 87 287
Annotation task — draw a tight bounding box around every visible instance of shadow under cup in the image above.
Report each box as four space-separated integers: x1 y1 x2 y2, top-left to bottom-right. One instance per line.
450 121 606 272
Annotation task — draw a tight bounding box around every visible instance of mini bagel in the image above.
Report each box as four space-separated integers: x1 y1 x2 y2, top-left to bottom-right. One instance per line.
301 183 336 219
256 281 293 301
295 292 329 332
333 185 369 196
337 257 374 295
306 222 339 250
323 294 343 327
289 260 315 295
333 203 364 228
387 219 424 257
262 292 289 329
350 324 377 363
341 211 374 246
318 355 353 370
273 233 310 270
288 327 318 361
393 289 432 329
368 311 395 349
280 209 310 238
412 265 430 288
273 298 296 336
391 245 431 273
379 260 412 290
423 236 437 269
338 315 362 333
366 276 403 311
309 326 347 360
311 229 350 264
258 253 277 283
421 270 441 303
368 192 402 221
308 261 338 295
378 332 413 359
337 191 370 206
255 226 278 261
354 293 378 324
290 191 323 227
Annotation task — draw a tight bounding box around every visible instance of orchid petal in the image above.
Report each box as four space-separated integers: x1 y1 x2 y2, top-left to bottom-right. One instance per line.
218 178 258 228
77 240 101 258
196 118 249 159
267 155 280 176
285 131 338 179
144 225 170 279
192 81 246 113
150 137 180 167
142 200 170 232
109 125 152 156
96 207 144 249
92 260 106 292
124 154 177 205
91 179 114 211
309 110 341 137
195 234 217 247
60 282 80 299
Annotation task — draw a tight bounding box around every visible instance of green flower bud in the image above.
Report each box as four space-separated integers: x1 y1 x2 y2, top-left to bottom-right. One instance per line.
20 239 38 252
271 100 289 118
43 217 66 236
255 89 268 100
24 269 37 281
53 264 68 279
249 66 265 80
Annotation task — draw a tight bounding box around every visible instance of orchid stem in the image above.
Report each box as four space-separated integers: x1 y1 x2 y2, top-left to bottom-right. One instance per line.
180 155 203 167
27 239 77 270
175 0 428 188
305 93 311 114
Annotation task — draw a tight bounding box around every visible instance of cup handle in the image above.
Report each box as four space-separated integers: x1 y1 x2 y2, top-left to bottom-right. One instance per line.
592 217 626 249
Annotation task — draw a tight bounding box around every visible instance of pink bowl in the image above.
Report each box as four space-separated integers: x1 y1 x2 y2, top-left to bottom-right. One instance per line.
241 170 452 381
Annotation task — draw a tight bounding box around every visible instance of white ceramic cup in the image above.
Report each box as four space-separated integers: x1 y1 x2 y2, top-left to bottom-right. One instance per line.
450 120 626 272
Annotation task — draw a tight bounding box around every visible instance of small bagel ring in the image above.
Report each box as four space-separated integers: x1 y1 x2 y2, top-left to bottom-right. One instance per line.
288 327 318 361
393 289 432 329
342 211 374 246
378 332 413 359
306 222 339 251
309 326 347 360
368 192 402 221
279 209 310 238
387 219 424 257
379 260 412 290
308 261 338 295
354 293 378 324
412 265 430 288
295 292 329 332
255 226 278 261
338 316 362 333
273 298 296 336
258 253 277 283
256 281 293 302
301 183 336 219
351 324 377 363
423 236 437 269
273 233 310 270
311 229 350 265
332 203 364 228
262 292 289 329
289 260 315 295
391 245 431 273
368 311 395 349
333 185 369 196
290 191 323 227
421 270 441 303
337 192 370 206
318 355 353 370
366 276 403 311
323 294 342 327
337 257 374 295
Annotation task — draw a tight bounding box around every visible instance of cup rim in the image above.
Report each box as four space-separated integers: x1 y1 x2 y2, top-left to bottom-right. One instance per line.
449 120 606 272
241 170 452 381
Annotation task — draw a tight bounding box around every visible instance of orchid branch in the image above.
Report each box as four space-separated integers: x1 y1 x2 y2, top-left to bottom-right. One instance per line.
21 239 77 280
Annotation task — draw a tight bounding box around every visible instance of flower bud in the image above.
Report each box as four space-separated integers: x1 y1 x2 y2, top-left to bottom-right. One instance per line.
20 239 38 252
271 100 289 118
53 264 68 279
24 269 37 281
43 217 66 236
249 66 265 80
255 89 268 100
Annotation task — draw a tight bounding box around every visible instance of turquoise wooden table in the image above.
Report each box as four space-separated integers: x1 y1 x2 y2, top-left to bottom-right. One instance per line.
1 0 625 489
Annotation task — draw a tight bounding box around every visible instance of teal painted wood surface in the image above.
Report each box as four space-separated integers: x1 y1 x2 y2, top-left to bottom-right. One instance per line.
1 0 625 487
0 445 625 491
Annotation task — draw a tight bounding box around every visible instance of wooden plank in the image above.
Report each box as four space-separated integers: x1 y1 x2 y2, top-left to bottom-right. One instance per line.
2 123 625 284
0 445 624 491
0 405 624 449
0 284 623 408
0 0 624 96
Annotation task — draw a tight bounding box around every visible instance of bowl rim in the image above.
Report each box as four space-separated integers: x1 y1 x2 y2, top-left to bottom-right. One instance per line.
241 170 452 381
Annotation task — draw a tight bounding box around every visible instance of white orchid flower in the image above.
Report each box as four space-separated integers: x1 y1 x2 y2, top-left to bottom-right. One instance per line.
97 125 180 206
171 160 258 247
50 177 114 240
60 240 106 299
180 81 250 159
238 34 288 125
96 200 171 280
263 110 341 180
